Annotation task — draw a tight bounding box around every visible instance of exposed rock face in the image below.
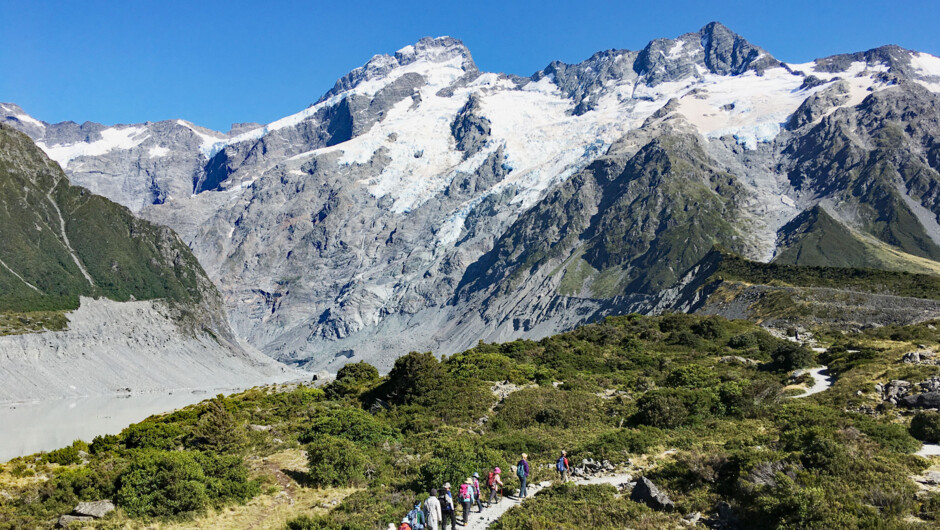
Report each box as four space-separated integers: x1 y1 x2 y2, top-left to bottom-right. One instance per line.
630 476 675 512
57 515 94 528
5 23 940 372
73 500 115 518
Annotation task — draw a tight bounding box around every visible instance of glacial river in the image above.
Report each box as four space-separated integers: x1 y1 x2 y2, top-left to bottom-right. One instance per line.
0 389 241 462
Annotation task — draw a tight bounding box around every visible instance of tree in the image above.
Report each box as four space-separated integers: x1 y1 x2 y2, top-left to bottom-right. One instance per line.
635 392 689 429
383 351 444 405
191 398 247 453
771 342 814 371
326 361 380 398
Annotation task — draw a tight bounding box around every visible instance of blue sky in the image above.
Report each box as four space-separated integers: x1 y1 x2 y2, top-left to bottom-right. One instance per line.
2 0 938 131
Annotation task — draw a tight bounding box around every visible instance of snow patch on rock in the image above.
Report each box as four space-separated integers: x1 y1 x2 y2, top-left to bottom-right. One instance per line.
37 127 149 168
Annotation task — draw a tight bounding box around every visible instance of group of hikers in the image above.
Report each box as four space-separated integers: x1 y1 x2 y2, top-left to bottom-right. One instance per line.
394 451 571 530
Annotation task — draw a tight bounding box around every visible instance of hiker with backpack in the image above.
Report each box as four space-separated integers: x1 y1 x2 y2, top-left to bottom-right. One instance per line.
424 488 442 530
440 482 457 530
458 478 476 525
556 450 570 482
486 467 504 506
471 472 484 512
407 500 426 530
516 453 530 498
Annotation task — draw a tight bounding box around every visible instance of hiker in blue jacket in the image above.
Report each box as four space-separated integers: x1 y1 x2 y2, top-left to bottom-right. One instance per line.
556 450 570 482
516 453 530 498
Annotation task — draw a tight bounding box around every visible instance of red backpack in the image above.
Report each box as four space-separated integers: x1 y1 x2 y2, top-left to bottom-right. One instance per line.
399 524 412 530
486 471 495 488
459 483 472 501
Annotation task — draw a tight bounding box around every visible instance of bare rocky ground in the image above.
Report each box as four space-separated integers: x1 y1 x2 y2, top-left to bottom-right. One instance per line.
0 297 302 403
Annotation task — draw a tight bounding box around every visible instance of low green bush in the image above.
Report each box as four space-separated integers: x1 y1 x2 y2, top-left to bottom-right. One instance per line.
305 435 366 488
910 411 940 443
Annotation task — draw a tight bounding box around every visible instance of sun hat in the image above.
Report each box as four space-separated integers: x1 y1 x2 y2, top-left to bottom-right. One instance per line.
495 467 501 473
444 482 451 489
473 472 479 478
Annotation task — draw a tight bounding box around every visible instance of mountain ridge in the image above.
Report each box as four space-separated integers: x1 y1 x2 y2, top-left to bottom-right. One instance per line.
5 22 940 372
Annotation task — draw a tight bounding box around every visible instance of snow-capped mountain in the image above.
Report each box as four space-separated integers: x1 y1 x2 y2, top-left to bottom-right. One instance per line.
6 22 940 371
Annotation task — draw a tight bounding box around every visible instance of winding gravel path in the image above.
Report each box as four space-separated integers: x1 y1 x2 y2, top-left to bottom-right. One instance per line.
460 472 636 529
790 366 834 398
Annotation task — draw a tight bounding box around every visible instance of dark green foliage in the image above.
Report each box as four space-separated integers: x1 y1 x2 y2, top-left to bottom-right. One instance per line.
491 387 603 430
691 317 728 339
635 391 690 429
445 348 534 385
325 361 380 399
121 421 185 451
89 434 119 455
300 406 398 445
492 483 676 529
770 341 814 371
665 365 719 388
41 441 84 465
305 435 366 487
580 427 666 459
417 434 503 491
381 351 444 405
856 420 920 453
114 450 258 518
190 398 248 453
713 248 940 300
910 411 940 443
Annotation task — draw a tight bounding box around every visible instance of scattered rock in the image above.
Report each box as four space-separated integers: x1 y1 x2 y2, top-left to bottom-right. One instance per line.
629 476 674 512
746 461 788 488
249 424 272 432
369 398 390 414
682 511 702 525
884 380 912 400
57 515 94 528
924 471 940 485
900 392 940 409
719 356 759 367
73 500 115 518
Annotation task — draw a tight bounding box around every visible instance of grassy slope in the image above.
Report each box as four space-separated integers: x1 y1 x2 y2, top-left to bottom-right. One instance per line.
0 123 208 317
3 313 939 529
711 249 940 300
773 206 940 276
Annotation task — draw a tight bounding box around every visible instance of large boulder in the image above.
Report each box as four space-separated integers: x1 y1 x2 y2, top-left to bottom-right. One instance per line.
630 476 675 512
900 392 940 409
73 500 115 518
57 515 94 528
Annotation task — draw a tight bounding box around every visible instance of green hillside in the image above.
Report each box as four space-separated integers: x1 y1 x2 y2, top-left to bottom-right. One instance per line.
0 124 209 315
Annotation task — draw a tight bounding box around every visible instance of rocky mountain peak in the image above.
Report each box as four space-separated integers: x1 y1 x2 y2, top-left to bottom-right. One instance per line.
698 21 781 75
812 44 916 76
394 36 476 70
318 36 476 103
